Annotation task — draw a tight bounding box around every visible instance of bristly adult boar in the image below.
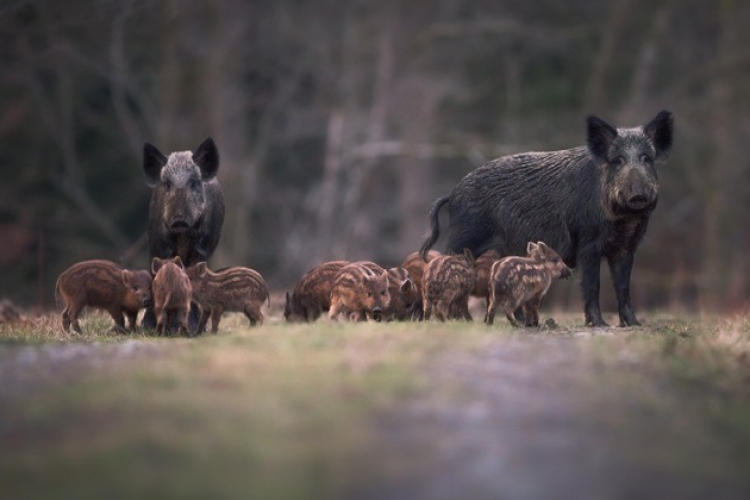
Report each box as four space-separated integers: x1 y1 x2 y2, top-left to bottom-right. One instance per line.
142 138 225 329
420 111 673 327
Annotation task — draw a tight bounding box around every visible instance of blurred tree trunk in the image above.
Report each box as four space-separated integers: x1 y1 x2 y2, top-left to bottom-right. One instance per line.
702 0 740 310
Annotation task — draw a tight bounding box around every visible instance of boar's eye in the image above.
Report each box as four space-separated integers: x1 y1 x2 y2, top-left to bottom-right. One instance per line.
640 154 653 166
367 292 373 297
381 290 387 296
163 180 172 191
188 178 200 191
612 156 626 167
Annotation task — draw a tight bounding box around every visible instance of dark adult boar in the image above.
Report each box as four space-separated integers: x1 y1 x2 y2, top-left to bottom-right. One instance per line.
285 260 350 322
142 137 225 329
55 260 152 334
420 111 673 327
186 263 270 332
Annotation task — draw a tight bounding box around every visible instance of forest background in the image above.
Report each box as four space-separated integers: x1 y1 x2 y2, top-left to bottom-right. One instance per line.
1 0 748 315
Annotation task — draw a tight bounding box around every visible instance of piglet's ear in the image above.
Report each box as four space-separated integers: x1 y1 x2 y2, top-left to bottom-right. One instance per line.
172 256 185 269
193 137 219 181
121 269 132 286
587 115 618 162
196 262 207 277
644 110 674 162
526 242 539 255
400 278 413 293
144 143 167 188
462 248 475 267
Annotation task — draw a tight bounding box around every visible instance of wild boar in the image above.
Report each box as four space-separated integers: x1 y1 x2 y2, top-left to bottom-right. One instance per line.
151 256 192 336
329 261 390 322
485 242 572 327
141 137 225 330
186 262 270 332
400 250 441 320
285 260 350 322
422 249 476 321
420 111 673 327
55 259 152 334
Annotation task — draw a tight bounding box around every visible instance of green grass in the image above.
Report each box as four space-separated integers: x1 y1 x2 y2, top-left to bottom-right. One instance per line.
2 311 750 499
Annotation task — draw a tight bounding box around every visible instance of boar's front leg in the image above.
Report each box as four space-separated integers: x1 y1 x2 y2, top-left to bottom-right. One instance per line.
607 251 640 327
579 250 607 327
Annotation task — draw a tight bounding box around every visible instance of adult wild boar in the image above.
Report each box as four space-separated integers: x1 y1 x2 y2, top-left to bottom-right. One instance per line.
141 137 225 329
420 111 673 327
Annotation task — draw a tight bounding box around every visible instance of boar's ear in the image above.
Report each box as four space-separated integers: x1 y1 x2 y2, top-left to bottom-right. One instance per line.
400 278 413 293
526 242 539 255
143 143 167 188
193 137 220 181
172 256 185 269
151 257 162 275
586 115 618 162
644 110 674 162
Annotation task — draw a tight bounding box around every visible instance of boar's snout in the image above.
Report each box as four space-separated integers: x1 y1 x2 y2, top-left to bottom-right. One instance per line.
372 307 383 322
560 266 572 279
625 191 655 211
169 217 191 233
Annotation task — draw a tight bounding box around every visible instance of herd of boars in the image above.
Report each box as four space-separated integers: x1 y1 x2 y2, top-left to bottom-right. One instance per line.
55 110 674 334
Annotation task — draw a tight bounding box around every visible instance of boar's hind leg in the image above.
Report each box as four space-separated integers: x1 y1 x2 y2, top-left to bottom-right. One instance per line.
61 307 71 332
607 252 640 327
197 308 211 334
67 303 84 334
244 303 263 327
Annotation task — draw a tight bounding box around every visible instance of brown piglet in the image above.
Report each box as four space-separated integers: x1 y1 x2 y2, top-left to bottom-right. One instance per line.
151 256 192 336
485 241 571 327
55 259 152 334
329 261 390 322
285 260 349 322
186 262 270 332
422 249 476 321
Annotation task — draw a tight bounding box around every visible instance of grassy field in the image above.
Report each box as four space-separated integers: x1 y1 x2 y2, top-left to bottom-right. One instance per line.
2 309 750 499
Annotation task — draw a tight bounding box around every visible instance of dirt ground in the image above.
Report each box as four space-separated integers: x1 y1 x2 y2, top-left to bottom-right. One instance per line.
3 318 750 500
348 329 750 500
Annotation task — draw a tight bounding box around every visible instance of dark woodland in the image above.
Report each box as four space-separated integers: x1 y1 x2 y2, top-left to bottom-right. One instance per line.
1 0 749 315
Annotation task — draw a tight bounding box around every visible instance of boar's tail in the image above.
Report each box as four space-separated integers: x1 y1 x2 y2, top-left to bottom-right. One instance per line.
419 196 450 262
54 277 61 310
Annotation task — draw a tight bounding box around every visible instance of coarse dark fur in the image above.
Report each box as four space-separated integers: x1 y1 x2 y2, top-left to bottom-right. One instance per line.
55 259 152 334
151 256 192 336
285 260 350 322
422 249 476 321
141 138 225 330
400 250 441 320
485 242 572 327
420 111 673 326
186 262 270 332
329 261 390 322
